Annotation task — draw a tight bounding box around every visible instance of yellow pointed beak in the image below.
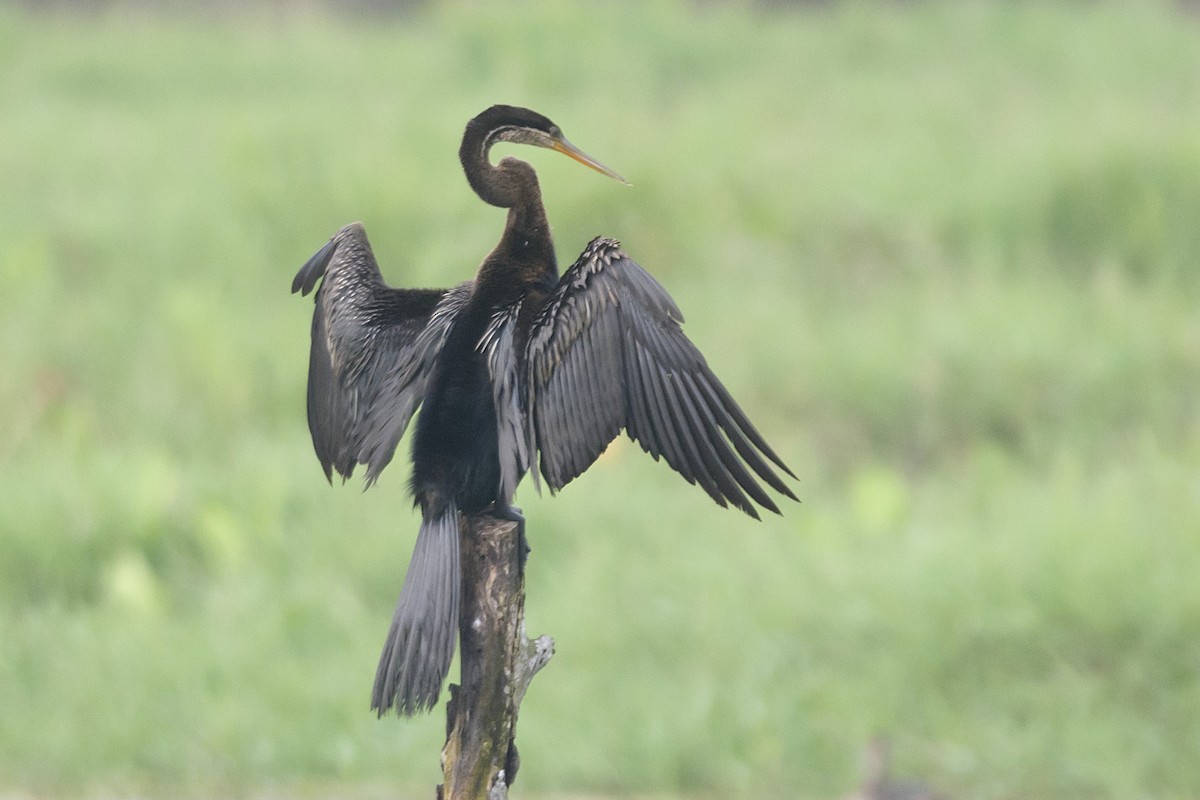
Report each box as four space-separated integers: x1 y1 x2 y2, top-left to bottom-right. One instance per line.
551 135 630 185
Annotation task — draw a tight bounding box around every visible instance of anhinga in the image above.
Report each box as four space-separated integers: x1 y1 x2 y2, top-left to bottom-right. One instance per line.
292 105 797 717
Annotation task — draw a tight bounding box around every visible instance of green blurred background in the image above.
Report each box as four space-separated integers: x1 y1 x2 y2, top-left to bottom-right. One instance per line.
1 1 1199 797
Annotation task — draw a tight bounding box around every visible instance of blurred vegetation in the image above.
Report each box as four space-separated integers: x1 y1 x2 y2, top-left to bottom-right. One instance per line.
1 1 1199 798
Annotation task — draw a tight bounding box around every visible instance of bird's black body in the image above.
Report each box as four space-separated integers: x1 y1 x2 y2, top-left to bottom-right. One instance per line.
409 107 562 521
292 105 797 717
410 302 503 517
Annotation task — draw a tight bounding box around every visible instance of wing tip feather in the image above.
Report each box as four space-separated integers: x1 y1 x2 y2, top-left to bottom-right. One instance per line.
292 236 338 296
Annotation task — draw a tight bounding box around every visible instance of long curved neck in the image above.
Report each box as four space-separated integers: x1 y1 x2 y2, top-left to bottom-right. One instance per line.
489 158 550 242
460 124 556 289
460 123 539 210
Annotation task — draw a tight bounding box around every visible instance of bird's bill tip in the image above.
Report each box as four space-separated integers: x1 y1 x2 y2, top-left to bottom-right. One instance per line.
551 135 630 185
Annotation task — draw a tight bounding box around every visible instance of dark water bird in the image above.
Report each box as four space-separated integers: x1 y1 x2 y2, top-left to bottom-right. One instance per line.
292 105 797 716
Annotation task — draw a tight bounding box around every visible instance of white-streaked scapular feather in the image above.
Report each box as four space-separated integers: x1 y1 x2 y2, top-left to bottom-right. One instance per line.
478 300 530 501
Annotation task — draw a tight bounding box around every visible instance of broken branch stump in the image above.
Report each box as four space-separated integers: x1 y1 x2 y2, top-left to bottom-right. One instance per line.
439 514 554 800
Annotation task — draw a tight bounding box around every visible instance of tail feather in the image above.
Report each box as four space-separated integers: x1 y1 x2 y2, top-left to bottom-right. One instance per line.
371 506 461 716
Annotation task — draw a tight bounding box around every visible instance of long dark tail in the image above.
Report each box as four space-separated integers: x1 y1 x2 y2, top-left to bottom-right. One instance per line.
371 504 461 716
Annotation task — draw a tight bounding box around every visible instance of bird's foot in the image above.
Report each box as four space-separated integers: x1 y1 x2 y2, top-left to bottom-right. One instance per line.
517 522 531 572
491 503 525 523
490 503 530 571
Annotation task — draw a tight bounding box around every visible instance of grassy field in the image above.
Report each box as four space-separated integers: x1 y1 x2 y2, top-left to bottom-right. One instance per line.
1 1 1199 798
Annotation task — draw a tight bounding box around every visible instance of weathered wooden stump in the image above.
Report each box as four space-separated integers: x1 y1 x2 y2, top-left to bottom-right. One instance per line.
439 514 554 800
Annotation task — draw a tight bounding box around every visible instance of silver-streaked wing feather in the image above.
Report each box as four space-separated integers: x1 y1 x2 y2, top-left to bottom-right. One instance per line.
478 301 530 502
525 237 797 519
292 222 471 484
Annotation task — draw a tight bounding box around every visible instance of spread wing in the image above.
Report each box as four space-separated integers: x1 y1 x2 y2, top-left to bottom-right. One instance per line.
291 222 470 485
524 237 797 519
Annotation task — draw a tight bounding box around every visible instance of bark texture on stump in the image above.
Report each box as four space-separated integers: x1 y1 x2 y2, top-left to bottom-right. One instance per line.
439 514 554 800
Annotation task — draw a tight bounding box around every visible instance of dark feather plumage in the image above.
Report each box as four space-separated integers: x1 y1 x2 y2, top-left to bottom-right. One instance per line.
293 222 464 485
292 105 797 717
520 237 796 518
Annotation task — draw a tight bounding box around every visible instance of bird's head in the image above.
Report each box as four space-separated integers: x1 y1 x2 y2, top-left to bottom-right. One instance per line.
463 104 629 187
